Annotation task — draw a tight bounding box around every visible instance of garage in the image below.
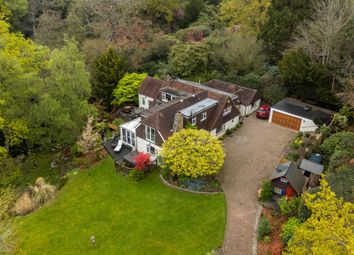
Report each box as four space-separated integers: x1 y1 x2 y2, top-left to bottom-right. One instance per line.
269 98 334 132
271 111 301 131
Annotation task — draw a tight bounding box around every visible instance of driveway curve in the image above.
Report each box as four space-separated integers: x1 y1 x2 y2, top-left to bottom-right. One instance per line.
221 115 295 255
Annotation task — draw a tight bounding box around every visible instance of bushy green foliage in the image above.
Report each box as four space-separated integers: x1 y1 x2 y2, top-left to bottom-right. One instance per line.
161 129 224 178
281 217 301 244
286 152 300 161
128 169 146 181
258 215 271 240
279 49 339 108
320 132 354 157
278 197 300 217
289 137 304 149
259 180 273 202
168 42 210 80
112 73 147 106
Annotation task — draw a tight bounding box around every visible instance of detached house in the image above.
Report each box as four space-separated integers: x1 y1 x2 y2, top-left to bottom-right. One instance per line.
119 77 261 159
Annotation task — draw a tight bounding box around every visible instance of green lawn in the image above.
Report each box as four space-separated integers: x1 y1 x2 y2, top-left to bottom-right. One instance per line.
16 158 226 255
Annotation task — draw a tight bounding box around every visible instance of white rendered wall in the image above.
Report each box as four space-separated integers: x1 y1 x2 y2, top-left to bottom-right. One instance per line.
138 94 154 109
269 108 319 132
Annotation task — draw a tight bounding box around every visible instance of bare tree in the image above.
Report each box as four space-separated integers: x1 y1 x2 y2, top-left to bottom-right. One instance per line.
292 0 354 65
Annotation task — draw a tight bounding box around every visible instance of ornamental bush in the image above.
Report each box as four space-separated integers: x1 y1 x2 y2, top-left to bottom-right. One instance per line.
281 217 301 244
259 180 273 202
258 215 271 240
278 197 300 217
160 129 225 178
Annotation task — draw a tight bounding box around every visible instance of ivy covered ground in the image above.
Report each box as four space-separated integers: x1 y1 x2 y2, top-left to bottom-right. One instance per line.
16 158 226 255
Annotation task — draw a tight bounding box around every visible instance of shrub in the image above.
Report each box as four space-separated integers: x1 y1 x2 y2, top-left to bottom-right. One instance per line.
161 129 224 178
316 125 332 138
13 177 56 216
128 169 145 181
133 152 152 171
286 152 300 161
258 215 271 240
112 118 125 128
320 132 354 157
259 180 273 202
0 188 16 220
226 129 232 136
289 137 304 149
278 197 300 217
280 217 301 244
263 235 271 243
330 113 348 132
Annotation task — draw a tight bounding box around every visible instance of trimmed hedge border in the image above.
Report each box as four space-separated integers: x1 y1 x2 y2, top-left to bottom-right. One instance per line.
159 175 223 195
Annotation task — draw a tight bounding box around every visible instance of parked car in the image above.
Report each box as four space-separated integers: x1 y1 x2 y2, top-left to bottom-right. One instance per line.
256 104 271 119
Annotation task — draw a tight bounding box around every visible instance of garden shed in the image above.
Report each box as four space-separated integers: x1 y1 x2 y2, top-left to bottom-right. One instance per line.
270 161 306 198
269 98 334 132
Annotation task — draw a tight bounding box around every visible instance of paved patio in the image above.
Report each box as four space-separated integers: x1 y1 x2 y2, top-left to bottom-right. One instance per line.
221 115 295 255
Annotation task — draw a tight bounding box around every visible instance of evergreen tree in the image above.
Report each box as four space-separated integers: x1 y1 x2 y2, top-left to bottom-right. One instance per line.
91 47 131 108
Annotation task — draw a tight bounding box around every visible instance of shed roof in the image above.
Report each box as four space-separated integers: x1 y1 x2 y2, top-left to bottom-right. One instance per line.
270 161 306 194
272 98 335 124
299 159 324 175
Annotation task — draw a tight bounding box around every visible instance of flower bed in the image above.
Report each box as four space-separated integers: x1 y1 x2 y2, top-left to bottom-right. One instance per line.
161 171 223 193
283 132 322 163
258 207 287 255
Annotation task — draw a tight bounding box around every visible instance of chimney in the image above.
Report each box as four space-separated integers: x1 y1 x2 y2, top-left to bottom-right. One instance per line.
172 111 184 133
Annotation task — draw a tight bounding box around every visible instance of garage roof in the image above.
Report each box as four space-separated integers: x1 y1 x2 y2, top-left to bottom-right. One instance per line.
272 98 335 124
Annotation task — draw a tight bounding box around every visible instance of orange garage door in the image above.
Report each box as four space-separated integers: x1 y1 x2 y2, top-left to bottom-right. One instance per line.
271 111 301 131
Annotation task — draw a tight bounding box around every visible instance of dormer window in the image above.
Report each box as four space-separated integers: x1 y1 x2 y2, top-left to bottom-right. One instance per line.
142 97 146 106
223 106 232 116
201 112 207 121
192 116 197 125
161 92 177 102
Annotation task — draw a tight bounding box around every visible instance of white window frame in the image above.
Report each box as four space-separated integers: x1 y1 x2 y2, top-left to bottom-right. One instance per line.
146 144 156 155
161 93 167 102
145 126 156 143
142 97 145 106
121 128 136 147
223 106 232 116
192 116 197 125
201 112 207 121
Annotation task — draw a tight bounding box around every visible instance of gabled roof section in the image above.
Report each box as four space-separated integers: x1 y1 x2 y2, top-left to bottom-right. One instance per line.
270 161 306 194
205 79 261 106
138 76 165 99
141 92 209 139
272 98 335 124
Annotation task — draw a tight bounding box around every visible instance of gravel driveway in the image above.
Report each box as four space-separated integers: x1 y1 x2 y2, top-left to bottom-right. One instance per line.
221 115 295 255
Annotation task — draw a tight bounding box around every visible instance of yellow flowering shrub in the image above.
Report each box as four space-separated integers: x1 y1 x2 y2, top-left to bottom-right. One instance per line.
284 178 354 255
160 129 225 178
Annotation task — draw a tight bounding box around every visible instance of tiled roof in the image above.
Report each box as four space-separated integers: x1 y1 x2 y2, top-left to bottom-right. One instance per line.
205 79 261 106
138 76 165 99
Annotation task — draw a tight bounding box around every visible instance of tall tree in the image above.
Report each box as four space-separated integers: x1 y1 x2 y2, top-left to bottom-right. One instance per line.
0 20 91 151
219 0 271 35
91 47 131 108
168 41 210 80
259 0 312 62
279 49 339 108
292 0 354 65
210 32 265 75
284 179 354 255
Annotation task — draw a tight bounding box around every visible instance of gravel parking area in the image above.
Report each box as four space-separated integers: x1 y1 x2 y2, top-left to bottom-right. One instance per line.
221 115 295 255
